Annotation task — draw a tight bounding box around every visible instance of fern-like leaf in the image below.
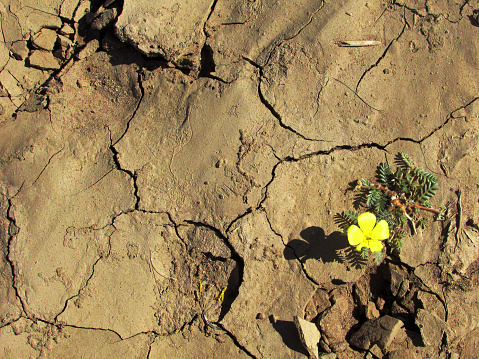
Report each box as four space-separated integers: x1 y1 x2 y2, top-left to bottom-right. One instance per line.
395 152 415 170
376 162 394 187
334 211 359 231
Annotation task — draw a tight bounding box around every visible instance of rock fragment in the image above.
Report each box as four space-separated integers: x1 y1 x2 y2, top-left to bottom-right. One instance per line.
32 28 58 51
60 24 75 36
10 41 29 60
115 0 211 72
61 0 81 19
0 70 23 100
318 295 357 352
387 263 408 297
366 301 380 320
91 8 118 30
74 0 92 23
415 309 447 346
387 349 419 359
54 35 74 60
20 8 62 33
294 316 321 359
76 39 100 60
319 354 336 359
369 344 383 358
350 315 404 351
28 50 61 70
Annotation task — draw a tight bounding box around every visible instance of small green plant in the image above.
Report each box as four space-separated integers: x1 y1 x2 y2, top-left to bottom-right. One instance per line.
335 152 444 261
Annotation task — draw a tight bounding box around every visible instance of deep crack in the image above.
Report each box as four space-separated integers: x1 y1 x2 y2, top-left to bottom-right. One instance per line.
5 196 30 319
355 21 407 92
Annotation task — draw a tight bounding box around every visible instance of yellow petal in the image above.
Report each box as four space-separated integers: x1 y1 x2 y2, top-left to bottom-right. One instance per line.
368 239 384 253
371 220 390 240
358 212 377 237
347 225 365 246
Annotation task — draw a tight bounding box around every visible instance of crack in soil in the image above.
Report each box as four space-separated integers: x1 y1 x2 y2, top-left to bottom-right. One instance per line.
262 208 320 287
184 219 245 297
30 147 64 186
109 70 145 212
355 21 407 92
53 224 116 323
242 56 326 142
5 196 30 319
262 1 326 68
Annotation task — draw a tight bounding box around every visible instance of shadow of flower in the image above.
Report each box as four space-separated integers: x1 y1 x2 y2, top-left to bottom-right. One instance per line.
284 226 366 269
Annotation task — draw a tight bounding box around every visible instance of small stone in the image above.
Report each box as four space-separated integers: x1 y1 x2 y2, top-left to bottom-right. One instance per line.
365 301 380 320
28 50 61 70
76 39 100 60
387 349 418 359
387 263 407 297
390 301 408 316
0 83 8 97
22 9 62 33
319 338 331 353
91 8 118 30
416 309 447 346
32 28 58 51
350 315 404 351
294 316 321 359
255 313 264 320
318 296 357 352
74 0 91 23
60 0 81 19
397 279 409 299
376 297 385 311
59 24 75 36
369 344 383 358
54 35 74 60
0 69 23 98
10 41 29 60
319 354 336 359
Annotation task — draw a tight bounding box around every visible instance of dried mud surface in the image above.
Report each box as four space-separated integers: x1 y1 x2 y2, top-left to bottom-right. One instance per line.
1 0 479 358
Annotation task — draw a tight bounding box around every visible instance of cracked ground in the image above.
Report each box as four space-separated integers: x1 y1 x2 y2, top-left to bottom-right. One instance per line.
1 0 479 358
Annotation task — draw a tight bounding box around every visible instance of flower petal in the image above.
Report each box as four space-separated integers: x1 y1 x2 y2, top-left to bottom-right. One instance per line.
368 239 384 253
357 212 377 237
371 220 390 240
347 225 366 246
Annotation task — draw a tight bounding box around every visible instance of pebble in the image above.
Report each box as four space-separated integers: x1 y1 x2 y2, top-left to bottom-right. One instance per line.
28 50 61 70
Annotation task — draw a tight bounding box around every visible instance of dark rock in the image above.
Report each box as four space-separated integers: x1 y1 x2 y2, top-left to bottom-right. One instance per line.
387 263 408 297
91 8 118 30
318 295 357 352
101 30 127 52
350 315 403 351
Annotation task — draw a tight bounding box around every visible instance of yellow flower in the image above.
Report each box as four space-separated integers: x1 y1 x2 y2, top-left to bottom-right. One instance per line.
347 212 389 253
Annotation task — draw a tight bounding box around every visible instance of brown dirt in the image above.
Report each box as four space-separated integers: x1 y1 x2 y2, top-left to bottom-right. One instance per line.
1 0 479 358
